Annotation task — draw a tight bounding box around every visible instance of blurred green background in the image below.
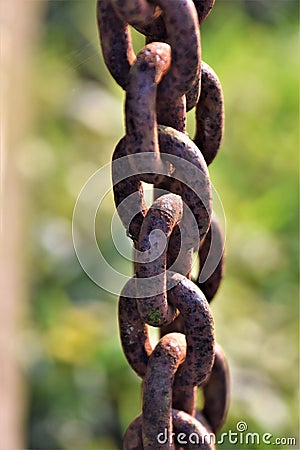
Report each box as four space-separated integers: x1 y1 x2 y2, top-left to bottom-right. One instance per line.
19 1 298 449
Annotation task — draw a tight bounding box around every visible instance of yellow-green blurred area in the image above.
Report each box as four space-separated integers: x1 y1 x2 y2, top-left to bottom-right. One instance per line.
18 1 298 449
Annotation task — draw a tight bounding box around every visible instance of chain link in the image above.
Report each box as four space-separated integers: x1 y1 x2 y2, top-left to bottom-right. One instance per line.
97 0 229 447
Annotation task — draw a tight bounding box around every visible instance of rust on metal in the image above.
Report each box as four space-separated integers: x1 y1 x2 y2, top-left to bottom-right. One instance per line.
202 344 230 434
173 409 216 450
124 408 217 450
142 333 186 449
97 0 230 446
193 0 215 25
194 62 224 166
112 138 148 242
186 77 201 112
125 42 172 178
97 0 135 89
119 274 215 387
111 0 159 29
158 126 212 243
130 0 216 40
136 194 183 325
112 127 213 247
196 215 224 302
97 0 201 99
119 293 150 378
123 414 143 449
152 0 201 102
168 274 215 388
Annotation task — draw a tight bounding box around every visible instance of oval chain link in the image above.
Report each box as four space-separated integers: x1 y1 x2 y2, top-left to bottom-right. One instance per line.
97 0 229 447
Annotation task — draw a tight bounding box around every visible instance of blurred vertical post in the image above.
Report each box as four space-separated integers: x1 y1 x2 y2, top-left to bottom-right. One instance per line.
0 1 42 448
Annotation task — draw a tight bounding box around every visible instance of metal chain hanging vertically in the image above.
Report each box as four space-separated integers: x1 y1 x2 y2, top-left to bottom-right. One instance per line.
97 0 230 448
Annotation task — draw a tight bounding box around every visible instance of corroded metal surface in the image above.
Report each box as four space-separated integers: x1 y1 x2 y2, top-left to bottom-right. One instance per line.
173 409 216 450
142 333 186 449
196 215 224 302
194 62 225 166
202 344 230 434
97 0 230 447
119 274 215 381
112 127 213 245
124 408 217 450
97 0 201 98
123 0 216 40
136 194 183 325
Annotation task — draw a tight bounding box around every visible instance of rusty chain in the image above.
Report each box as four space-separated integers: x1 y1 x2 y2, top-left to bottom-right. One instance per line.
97 0 229 447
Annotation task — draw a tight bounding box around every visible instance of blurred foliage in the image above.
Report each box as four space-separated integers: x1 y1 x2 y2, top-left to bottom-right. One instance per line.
21 1 299 449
